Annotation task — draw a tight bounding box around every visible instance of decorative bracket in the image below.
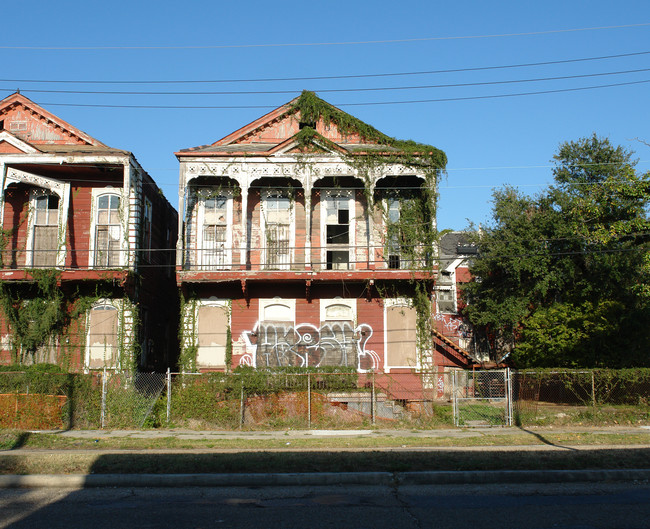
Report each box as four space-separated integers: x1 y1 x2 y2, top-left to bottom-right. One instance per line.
240 279 249 306
366 279 374 302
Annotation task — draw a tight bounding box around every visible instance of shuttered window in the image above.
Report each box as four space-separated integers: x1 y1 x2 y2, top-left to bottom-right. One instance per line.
87 303 118 368
33 194 59 267
95 195 121 267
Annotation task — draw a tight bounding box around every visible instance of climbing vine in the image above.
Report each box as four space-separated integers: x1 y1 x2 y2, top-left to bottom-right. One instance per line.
290 91 445 365
178 292 198 373
0 269 65 364
0 270 140 371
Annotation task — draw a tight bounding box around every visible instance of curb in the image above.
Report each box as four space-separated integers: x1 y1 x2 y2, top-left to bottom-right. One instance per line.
1 469 649 488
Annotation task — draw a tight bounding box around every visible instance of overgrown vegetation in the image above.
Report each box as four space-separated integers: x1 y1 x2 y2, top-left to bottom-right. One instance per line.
465 135 650 367
0 270 65 364
0 270 138 371
290 91 446 363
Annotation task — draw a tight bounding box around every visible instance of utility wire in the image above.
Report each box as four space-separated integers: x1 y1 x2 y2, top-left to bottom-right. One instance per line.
2 50 649 85
1 23 648 50
23 78 650 109
7 68 650 96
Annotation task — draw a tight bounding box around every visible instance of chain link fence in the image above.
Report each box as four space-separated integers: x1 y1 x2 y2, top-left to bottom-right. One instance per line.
0 368 648 430
452 369 513 427
512 369 650 426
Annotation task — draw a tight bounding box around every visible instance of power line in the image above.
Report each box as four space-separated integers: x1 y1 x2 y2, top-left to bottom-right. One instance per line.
2 51 649 85
24 78 650 109
8 68 650 97
1 23 648 50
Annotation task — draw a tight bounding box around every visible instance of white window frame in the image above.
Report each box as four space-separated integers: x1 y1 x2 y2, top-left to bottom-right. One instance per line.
320 189 355 270
260 190 294 270
319 298 357 324
384 196 408 269
195 298 230 368
437 260 460 314
89 189 125 269
383 298 420 371
197 191 233 270
26 189 62 268
256 298 296 368
84 299 121 371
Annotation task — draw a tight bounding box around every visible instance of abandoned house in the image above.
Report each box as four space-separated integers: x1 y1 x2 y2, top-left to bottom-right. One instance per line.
175 91 475 396
0 92 178 372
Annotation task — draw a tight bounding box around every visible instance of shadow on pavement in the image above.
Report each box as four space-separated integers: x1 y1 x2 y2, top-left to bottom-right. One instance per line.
517 427 578 451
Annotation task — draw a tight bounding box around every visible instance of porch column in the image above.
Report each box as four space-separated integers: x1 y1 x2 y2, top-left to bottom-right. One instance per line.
304 184 312 270
240 183 248 269
0 162 6 231
176 176 186 268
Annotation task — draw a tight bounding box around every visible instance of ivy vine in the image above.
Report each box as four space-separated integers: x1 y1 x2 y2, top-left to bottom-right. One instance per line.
290 91 446 367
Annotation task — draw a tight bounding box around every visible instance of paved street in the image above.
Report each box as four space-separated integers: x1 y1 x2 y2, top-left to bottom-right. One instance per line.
2 482 650 529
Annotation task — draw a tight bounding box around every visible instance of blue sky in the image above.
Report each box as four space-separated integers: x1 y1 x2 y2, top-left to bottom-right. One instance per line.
1 0 648 230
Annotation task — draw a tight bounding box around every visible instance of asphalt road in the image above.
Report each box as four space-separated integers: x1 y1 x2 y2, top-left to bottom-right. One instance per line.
2 482 650 529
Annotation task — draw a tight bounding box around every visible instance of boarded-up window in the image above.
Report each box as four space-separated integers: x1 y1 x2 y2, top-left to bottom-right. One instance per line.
87 303 118 368
320 303 356 367
257 300 295 367
197 304 228 367
33 194 59 267
95 195 121 267
385 304 417 367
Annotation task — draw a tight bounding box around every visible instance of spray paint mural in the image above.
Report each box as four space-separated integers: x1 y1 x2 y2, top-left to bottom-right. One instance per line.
238 322 379 371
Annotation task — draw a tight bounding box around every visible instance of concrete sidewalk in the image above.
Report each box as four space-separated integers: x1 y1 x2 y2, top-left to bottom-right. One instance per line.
2 426 648 489
31 425 650 441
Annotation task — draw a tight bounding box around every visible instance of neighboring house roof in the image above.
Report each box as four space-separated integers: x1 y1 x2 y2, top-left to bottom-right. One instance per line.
439 231 477 270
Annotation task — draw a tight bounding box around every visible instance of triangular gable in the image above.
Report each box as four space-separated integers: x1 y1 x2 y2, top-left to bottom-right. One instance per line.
214 100 296 147
0 92 107 147
194 92 387 152
268 130 348 156
0 131 41 154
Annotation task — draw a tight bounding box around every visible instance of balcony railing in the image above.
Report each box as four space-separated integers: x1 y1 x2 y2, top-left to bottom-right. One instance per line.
180 243 434 273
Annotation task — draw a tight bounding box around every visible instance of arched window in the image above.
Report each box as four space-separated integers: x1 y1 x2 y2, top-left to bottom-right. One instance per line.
86 301 119 368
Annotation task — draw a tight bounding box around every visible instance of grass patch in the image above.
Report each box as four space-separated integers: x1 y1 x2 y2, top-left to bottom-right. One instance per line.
1 447 650 475
1 430 650 452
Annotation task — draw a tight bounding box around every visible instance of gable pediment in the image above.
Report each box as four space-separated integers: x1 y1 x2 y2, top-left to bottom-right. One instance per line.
269 130 347 156
0 93 106 147
177 92 396 157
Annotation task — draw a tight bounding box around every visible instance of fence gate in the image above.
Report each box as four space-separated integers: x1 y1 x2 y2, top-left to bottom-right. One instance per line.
453 369 512 427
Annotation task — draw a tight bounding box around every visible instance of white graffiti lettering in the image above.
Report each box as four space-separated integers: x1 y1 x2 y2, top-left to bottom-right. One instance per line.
238 321 378 371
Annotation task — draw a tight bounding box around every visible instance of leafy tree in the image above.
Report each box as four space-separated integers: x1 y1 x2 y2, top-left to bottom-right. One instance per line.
464 135 650 367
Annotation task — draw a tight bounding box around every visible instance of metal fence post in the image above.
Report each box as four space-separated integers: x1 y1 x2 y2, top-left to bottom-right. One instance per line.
371 371 376 426
100 368 107 429
239 381 245 430
307 373 311 428
166 368 171 425
591 370 596 407
506 367 513 426
452 370 457 426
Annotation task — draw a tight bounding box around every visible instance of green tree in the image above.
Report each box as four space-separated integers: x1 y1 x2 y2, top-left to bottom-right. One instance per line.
464 135 650 367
